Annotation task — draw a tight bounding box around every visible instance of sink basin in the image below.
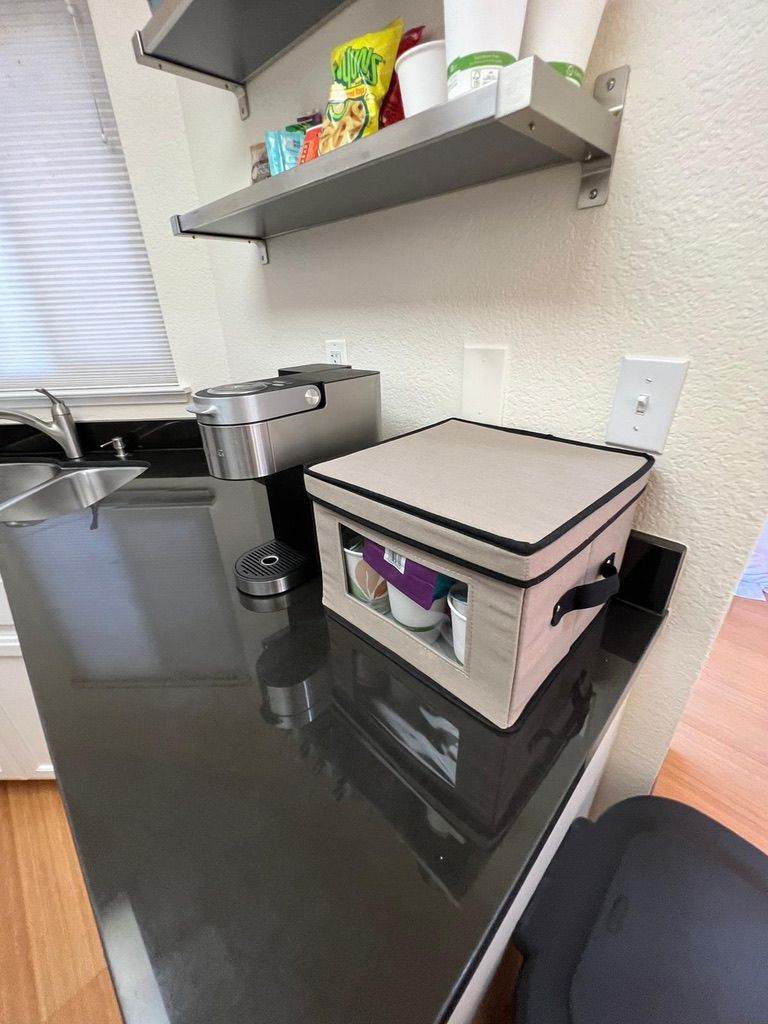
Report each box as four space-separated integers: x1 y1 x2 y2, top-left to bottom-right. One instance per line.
0 460 148 524
0 462 59 504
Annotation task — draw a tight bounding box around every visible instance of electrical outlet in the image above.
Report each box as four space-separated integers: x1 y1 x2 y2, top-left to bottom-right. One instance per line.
325 339 348 365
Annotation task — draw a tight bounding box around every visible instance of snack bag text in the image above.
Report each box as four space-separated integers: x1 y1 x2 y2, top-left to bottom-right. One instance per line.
319 19 403 155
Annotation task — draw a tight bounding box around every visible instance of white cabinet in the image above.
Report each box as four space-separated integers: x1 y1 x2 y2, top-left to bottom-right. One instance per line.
0 581 53 779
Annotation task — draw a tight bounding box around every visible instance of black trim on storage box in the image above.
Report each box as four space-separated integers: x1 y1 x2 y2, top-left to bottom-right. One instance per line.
306 418 654 556
312 487 646 591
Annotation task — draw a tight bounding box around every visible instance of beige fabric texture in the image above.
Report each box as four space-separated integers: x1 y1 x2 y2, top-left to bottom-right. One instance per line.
313 498 640 730
507 500 638 722
309 420 650 547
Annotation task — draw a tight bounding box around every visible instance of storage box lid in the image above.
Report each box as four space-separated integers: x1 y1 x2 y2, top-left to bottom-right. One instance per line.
307 420 653 557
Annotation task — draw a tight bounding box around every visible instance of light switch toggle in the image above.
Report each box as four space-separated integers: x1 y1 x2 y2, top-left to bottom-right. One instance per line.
635 394 650 415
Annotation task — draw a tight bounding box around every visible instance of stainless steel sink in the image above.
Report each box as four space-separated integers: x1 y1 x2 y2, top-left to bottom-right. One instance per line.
0 460 148 523
0 462 60 505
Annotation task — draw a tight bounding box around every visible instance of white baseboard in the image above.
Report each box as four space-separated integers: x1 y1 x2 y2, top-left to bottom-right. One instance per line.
0 627 21 658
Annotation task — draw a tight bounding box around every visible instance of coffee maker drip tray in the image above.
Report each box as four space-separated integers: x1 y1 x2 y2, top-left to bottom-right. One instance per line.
235 540 310 596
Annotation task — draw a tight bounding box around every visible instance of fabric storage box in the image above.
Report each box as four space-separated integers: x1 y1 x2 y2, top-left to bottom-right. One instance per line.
305 419 653 729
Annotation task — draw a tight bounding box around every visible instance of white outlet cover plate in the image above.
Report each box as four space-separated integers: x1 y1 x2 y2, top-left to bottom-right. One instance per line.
606 357 689 454
325 339 348 365
461 345 507 426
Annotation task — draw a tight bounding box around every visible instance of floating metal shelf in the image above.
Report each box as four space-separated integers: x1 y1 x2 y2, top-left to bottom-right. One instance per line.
171 60 628 264
133 0 353 119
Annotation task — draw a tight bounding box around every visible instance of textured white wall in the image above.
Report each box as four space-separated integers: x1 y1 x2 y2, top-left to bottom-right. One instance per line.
107 0 766 802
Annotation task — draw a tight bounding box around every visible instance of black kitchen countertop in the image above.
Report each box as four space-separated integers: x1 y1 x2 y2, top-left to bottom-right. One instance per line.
0 428 683 1024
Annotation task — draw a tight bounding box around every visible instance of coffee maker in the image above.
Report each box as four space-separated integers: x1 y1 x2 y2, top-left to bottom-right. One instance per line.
188 363 380 596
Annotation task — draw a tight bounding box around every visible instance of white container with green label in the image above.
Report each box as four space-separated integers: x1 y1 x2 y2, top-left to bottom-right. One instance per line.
521 0 608 86
444 0 529 99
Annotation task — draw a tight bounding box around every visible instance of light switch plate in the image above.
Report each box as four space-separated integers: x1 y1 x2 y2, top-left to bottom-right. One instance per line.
606 357 689 453
461 345 507 425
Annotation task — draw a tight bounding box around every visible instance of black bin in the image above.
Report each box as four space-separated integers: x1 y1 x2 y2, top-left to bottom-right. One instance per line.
513 796 768 1024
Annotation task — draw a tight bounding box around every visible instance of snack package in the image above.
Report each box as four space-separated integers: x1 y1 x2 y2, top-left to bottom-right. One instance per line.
319 18 403 155
298 124 322 165
281 125 306 172
264 131 285 176
265 126 305 176
250 142 271 183
296 110 323 128
379 25 425 128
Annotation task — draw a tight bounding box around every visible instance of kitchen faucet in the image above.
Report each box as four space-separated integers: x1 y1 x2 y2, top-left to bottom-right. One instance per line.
0 388 83 459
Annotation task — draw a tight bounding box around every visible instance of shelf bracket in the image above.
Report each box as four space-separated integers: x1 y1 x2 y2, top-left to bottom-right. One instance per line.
132 31 249 121
170 216 269 264
248 238 269 264
577 65 629 209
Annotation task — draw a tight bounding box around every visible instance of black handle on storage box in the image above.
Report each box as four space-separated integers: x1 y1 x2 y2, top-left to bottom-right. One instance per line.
551 554 619 627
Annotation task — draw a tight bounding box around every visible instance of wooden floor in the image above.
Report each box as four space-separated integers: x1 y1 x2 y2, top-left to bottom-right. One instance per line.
1 596 765 1024
0 781 121 1024
654 596 768 854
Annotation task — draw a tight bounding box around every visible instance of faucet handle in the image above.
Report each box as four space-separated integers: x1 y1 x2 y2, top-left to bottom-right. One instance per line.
36 387 66 408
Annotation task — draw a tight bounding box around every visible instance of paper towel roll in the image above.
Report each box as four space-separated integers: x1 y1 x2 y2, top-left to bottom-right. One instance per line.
521 0 608 86
444 0 529 99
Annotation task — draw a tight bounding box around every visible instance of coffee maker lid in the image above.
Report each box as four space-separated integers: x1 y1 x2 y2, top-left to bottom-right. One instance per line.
189 377 322 425
205 381 270 397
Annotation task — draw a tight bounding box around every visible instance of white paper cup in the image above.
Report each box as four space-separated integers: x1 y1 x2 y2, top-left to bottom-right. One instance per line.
387 583 446 643
395 40 448 118
521 0 608 86
344 540 389 611
444 0 528 99
447 585 468 664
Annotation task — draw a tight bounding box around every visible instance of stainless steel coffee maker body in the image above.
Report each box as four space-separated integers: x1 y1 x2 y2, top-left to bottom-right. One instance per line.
187 364 380 597
188 364 381 481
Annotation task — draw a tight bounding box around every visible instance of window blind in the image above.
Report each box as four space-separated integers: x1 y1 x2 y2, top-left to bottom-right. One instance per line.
0 0 178 391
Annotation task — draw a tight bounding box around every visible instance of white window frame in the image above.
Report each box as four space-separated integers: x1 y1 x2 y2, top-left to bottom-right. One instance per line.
0 385 190 410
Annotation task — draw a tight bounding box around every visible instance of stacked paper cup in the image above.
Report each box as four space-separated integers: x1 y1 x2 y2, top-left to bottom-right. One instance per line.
444 0 529 99
521 0 609 86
